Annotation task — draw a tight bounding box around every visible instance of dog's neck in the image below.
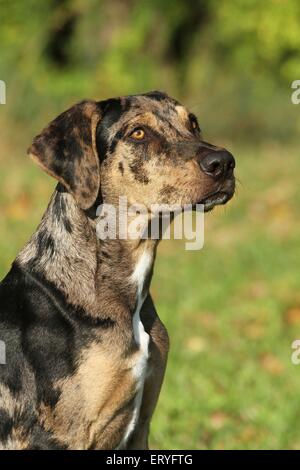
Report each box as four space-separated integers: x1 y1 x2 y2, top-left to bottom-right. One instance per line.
17 188 159 321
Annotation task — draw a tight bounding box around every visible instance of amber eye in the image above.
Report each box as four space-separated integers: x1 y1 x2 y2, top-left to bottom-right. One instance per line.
130 128 145 140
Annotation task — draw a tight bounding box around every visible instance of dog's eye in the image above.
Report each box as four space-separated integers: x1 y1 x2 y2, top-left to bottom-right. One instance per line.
129 128 145 140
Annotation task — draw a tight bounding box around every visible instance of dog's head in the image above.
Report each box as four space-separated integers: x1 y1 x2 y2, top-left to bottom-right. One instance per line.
29 91 235 211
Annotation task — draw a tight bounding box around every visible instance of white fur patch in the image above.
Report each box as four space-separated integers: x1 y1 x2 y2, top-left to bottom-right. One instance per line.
117 250 152 449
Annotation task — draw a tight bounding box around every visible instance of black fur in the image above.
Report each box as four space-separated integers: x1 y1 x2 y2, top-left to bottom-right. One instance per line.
96 98 124 160
0 262 114 448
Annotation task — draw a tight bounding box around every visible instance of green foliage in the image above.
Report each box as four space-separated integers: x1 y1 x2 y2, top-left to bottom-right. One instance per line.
0 0 299 142
212 0 300 81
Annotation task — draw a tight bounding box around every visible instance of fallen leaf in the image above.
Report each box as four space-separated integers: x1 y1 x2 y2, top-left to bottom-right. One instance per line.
209 412 229 430
245 321 265 339
285 307 300 325
185 336 207 353
5 193 31 220
240 425 258 443
260 353 284 375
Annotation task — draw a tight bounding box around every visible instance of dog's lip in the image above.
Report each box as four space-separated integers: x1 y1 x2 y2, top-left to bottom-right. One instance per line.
194 189 235 212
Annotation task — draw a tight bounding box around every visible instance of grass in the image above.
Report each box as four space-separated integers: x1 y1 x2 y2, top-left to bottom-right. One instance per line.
1 141 300 449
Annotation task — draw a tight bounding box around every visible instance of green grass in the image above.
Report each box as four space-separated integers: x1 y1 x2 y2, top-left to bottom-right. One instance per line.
1 142 300 449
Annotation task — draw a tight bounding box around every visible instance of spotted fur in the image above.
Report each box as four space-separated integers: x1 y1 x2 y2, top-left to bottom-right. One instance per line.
0 91 235 449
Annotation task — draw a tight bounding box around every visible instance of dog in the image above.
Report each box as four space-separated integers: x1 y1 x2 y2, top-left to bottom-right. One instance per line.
0 91 235 449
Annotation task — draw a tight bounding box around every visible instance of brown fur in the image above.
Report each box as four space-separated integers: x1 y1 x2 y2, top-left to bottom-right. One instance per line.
1 91 235 449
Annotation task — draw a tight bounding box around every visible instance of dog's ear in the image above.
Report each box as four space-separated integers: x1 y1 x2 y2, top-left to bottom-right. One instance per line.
28 100 102 210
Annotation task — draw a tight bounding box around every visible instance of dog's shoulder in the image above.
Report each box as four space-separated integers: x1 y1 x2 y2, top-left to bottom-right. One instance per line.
0 264 73 449
0 262 95 382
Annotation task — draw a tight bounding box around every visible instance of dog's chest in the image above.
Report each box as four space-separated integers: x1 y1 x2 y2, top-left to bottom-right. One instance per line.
40 251 153 449
116 251 152 448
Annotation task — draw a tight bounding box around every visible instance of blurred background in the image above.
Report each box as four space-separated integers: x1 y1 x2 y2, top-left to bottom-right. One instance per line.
1 0 300 449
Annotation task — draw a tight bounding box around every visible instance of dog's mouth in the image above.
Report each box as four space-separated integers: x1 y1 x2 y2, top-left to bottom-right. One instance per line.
195 180 235 212
199 191 233 211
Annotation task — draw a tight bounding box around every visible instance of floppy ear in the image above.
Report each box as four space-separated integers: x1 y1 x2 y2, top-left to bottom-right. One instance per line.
28 100 102 210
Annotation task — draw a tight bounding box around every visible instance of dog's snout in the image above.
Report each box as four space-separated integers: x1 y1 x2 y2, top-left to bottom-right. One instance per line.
200 151 235 179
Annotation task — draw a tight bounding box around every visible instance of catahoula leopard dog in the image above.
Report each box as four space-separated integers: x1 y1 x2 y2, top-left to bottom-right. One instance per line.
0 91 235 450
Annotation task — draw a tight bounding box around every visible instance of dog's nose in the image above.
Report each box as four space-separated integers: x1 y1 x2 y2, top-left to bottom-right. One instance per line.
200 151 235 179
